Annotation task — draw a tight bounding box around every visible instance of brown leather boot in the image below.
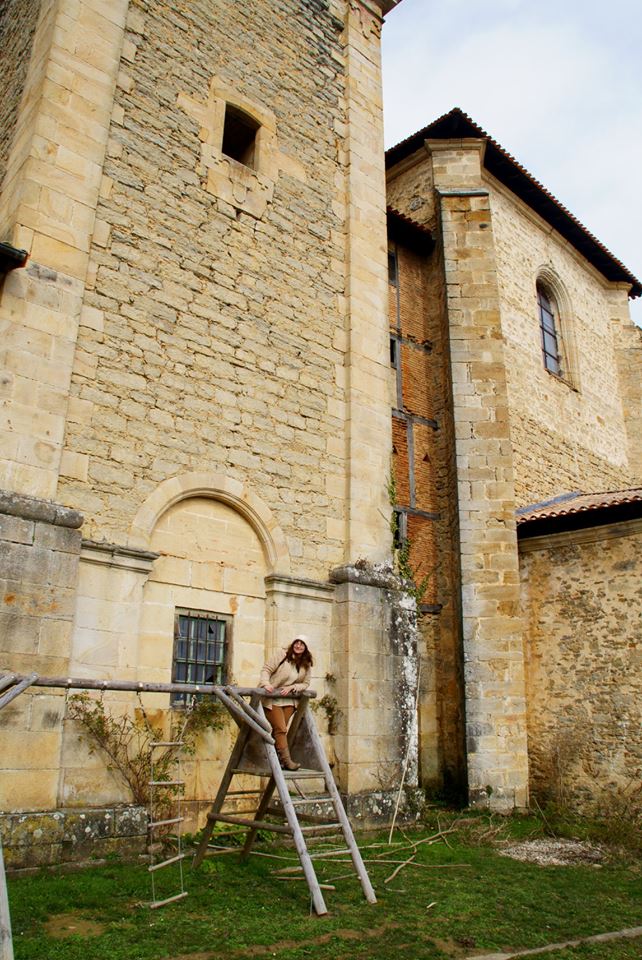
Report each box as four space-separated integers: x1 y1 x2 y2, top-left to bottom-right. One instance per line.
278 748 300 771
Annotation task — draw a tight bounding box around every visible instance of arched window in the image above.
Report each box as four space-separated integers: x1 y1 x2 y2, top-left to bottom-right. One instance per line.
537 282 563 377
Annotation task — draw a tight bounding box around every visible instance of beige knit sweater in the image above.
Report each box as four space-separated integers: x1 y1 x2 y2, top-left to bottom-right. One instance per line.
258 649 311 708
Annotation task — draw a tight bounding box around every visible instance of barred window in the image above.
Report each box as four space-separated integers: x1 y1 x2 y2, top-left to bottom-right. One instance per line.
172 609 230 705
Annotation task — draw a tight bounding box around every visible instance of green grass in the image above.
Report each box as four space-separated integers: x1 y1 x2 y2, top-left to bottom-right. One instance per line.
6 814 642 960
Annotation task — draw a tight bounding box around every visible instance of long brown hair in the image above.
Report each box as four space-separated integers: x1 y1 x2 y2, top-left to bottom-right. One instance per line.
283 639 313 670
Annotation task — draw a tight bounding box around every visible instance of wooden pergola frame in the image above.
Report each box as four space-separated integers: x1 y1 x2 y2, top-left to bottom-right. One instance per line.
0 672 376 959
0 672 273 960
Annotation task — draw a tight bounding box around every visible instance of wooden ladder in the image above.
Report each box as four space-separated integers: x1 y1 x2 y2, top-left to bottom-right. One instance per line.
193 690 376 915
147 738 188 909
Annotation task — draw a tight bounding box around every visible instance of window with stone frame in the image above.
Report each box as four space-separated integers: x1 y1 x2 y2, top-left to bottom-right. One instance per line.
537 282 563 377
171 609 231 705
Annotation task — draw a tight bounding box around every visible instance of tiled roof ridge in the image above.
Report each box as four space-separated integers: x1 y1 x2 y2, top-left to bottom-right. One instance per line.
516 487 642 524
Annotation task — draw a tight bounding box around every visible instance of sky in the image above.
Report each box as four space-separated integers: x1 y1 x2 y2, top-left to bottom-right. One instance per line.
381 0 642 326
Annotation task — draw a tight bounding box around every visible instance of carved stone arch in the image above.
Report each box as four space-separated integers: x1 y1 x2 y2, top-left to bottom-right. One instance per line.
128 472 290 575
536 265 580 389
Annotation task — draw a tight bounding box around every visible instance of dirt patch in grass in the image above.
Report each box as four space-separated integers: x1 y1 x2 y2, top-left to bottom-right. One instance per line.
167 924 398 959
499 839 605 867
44 911 106 938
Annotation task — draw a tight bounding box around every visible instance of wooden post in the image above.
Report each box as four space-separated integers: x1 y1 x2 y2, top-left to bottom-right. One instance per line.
0 837 13 960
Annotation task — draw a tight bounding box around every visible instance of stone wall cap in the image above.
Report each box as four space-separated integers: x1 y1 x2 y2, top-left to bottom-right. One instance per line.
0 490 83 528
330 561 410 591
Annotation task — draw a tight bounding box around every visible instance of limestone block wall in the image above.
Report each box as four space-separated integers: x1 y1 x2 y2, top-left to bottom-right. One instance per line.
1 0 406 826
520 520 642 813
0 0 130 500
54 0 391 581
0 491 82 812
0 0 41 191
610 289 642 485
386 150 436 231
489 180 634 504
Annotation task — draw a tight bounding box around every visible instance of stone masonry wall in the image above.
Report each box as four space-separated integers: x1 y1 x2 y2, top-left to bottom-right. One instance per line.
1 806 146 871
0 491 82 812
427 141 529 810
489 180 634 505
56 0 362 581
520 520 642 813
611 288 642 485
0 0 41 194
386 151 436 232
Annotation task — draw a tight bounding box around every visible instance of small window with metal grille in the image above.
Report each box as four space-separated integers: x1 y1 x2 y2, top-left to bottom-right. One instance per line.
171 609 230 705
537 283 562 377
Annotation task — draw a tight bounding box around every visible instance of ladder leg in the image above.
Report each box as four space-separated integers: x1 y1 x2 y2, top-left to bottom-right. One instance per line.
193 720 253 868
266 742 328 916
303 712 377 904
240 776 277 861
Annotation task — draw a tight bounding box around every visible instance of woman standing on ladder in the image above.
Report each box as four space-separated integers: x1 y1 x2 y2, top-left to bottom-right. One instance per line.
259 637 313 770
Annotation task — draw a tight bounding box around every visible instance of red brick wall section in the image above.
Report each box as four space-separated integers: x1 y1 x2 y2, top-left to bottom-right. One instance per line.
407 512 438 604
413 421 437 513
398 246 429 344
401 343 433 420
392 415 410 507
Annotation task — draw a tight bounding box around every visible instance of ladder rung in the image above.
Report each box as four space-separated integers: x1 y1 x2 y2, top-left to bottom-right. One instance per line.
150 741 185 748
208 813 292 834
289 796 331 806
266 806 334 825
148 853 186 872
149 816 184 829
149 780 185 786
301 824 341 836
283 770 325 779
150 891 189 909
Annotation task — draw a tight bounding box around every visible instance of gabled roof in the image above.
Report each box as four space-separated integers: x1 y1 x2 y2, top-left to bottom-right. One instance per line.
516 488 642 538
386 108 642 299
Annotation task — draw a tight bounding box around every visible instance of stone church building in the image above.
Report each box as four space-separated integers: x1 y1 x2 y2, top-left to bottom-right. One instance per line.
1 0 640 864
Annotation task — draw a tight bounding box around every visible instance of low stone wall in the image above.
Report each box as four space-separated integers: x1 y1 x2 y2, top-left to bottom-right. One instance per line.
1 806 147 872
520 519 642 814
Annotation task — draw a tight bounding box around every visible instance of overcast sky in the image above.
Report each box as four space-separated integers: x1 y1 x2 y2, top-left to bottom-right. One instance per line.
381 0 642 326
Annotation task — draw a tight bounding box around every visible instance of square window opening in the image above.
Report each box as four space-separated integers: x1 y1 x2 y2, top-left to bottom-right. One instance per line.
222 104 260 169
172 609 231 705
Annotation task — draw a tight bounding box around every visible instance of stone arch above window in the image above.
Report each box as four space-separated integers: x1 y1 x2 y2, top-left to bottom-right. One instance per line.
129 471 291 575
535 267 579 390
